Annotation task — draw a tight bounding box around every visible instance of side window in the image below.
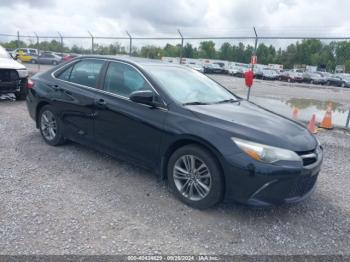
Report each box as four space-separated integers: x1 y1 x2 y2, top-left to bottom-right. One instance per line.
103 62 151 97
57 65 73 81
69 60 104 88
56 59 104 88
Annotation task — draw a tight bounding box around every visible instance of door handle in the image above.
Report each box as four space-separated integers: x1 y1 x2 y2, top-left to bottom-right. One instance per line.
63 89 72 95
47 83 61 91
94 98 107 108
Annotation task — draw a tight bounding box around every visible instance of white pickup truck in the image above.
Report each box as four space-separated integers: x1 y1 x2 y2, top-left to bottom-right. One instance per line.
0 45 29 100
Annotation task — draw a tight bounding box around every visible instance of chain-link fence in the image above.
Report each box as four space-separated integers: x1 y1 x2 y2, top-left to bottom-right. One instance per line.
1 29 350 128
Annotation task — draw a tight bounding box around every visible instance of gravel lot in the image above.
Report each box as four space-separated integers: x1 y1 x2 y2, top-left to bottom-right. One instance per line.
1 99 350 255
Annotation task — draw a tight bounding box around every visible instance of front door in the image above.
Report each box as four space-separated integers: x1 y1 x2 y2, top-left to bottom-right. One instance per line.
93 61 167 169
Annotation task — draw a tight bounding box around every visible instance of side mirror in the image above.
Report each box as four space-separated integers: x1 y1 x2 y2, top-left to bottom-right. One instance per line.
129 90 155 107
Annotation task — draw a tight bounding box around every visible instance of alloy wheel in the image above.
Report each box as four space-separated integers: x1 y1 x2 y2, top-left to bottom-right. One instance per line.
173 155 212 201
40 110 57 141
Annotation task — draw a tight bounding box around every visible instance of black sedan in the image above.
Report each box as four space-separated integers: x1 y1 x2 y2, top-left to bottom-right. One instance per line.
203 63 227 74
323 74 348 87
26 56 323 209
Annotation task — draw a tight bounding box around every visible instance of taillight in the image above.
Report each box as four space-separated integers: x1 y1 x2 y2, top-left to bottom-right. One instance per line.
27 78 35 89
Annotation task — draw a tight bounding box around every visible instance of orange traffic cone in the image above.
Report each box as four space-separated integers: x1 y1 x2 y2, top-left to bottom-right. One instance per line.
307 114 317 134
320 107 333 129
292 107 300 120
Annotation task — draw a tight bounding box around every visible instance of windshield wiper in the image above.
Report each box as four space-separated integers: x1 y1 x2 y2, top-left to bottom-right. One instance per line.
183 101 210 106
214 98 240 104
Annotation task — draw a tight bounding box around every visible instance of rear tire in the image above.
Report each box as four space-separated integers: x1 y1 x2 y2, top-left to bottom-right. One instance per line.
31 59 37 64
167 144 224 209
38 105 65 146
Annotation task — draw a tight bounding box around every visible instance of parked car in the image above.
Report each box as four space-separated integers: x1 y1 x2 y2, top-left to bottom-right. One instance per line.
203 63 226 74
227 65 248 77
9 48 38 62
279 70 303 82
185 63 204 73
0 45 29 100
339 76 350 88
11 48 38 58
26 56 323 209
31 53 63 65
302 72 326 85
255 68 279 80
319 73 347 87
63 53 80 62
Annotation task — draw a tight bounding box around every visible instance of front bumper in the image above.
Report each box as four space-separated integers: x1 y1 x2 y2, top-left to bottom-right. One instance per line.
223 147 323 207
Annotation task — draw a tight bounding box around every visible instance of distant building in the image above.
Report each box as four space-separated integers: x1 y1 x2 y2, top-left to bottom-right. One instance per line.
306 65 317 72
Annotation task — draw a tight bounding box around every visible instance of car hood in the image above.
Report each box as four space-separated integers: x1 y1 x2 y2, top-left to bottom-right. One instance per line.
0 58 26 70
186 100 317 152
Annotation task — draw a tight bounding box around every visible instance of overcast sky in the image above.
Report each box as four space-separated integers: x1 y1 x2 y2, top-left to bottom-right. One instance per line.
0 0 349 47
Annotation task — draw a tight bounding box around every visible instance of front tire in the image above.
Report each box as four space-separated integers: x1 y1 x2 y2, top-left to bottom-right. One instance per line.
38 105 65 146
167 144 224 209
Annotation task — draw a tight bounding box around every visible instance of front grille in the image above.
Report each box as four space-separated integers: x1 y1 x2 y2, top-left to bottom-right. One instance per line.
297 149 318 166
0 69 19 82
288 175 318 198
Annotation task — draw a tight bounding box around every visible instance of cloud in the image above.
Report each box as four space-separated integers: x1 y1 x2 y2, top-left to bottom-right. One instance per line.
0 0 349 48
0 0 54 8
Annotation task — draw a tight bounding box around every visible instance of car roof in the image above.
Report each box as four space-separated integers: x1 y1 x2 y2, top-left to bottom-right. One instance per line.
74 55 186 69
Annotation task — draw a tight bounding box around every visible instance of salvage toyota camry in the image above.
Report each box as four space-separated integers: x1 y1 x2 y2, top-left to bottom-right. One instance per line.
26 56 323 209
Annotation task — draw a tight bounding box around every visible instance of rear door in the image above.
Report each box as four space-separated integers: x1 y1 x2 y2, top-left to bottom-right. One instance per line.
51 58 106 145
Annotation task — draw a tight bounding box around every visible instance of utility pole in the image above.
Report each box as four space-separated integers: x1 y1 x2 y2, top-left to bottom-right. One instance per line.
88 31 94 54
58 32 64 56
17 31 20 49
178 29 184 64
247 26 258 101
34 32 40 72
126 31 132 56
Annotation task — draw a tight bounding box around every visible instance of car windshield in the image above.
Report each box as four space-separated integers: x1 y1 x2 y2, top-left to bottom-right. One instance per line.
145 65 239 104
0 47 11 59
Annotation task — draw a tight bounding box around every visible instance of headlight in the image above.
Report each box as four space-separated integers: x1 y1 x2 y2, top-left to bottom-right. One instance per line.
17 69 29 78
231 137 301 163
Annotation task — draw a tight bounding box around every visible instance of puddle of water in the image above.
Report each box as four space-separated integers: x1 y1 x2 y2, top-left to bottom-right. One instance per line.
250 96 350 128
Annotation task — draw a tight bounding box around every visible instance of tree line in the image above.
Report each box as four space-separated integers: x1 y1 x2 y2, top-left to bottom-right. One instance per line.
2 39 350 72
